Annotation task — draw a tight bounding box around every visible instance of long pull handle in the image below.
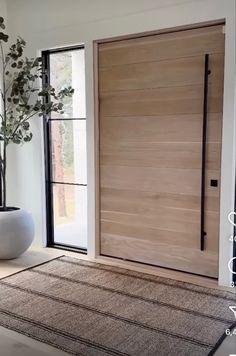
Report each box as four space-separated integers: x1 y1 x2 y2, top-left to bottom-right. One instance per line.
200 54 211 251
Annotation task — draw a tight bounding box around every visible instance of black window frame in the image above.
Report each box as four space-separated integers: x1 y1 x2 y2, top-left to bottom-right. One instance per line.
42 45 87 254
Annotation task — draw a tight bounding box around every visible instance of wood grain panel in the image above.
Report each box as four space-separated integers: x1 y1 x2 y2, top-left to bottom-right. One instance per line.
101 208 218 239
100 84 223 117
99 54 224 92
99 25 224 67
98 24 224 278
101 165 220 196
100 114 222 143
101 188 220 212
101 234 218 278
101 142 221 170
101 218 219 252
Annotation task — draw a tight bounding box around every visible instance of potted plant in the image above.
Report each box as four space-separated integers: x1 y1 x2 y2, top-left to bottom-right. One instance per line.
0 17 74 259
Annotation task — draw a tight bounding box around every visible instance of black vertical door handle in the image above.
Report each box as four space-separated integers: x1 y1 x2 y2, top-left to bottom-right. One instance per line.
200 54 211 251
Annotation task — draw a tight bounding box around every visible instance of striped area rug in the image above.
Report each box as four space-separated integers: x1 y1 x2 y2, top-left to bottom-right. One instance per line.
0 256 235 356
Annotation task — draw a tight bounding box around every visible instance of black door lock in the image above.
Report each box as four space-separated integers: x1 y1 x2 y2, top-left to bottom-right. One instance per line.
210 179 218 187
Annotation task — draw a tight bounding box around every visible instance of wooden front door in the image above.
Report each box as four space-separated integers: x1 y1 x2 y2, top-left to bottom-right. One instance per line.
97 24 225 277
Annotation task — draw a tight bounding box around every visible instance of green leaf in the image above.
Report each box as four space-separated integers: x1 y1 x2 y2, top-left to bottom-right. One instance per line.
0 17 5 30
23 132 33 142
0 32 8 42
22 122 30 130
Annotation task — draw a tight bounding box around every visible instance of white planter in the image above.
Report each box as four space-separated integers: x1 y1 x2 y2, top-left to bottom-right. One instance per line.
0 208 34 259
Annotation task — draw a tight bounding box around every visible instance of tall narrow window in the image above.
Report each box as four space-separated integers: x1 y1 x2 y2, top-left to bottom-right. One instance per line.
43 46 87 252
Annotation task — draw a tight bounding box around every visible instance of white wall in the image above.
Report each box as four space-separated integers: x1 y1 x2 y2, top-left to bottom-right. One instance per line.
0 0 6 19
4 0 236 286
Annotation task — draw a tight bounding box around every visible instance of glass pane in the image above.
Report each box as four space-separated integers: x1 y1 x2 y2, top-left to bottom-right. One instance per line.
51 120 87 184
53 184 87 249
50 49 86 119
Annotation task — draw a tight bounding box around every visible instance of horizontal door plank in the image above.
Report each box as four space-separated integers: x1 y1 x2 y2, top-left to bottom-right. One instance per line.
101 142 221 170
101 165 220 196
101 216 219 252
100 114 222 143
101 219 219 251
101 220 200 248
101 209 218 238
99 54 224 92
101 187 220 212
99 25 224 67
100 84 223 116
101 234 218 277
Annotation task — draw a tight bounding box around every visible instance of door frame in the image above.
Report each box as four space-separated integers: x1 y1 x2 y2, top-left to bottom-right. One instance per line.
93 20 236 280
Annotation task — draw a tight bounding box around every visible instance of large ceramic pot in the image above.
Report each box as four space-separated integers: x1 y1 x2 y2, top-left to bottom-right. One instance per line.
0 207 34 259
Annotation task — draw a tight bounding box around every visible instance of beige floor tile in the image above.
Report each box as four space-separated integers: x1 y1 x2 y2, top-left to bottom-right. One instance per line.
0 247 64 279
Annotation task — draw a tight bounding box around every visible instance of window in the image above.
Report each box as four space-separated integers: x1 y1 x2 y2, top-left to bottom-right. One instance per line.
43 46 87 252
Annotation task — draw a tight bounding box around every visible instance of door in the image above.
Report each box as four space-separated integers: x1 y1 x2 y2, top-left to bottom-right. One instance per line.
98 24 225 277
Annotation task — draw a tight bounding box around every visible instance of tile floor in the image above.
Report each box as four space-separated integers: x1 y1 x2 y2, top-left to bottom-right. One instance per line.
0 247 63 279
0 247 235 356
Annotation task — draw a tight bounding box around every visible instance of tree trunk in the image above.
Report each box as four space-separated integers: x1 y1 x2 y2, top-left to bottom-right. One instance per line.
0 150 3 207
0 136 7 210
0 42 7 210
54 121 67 217
2 140 6 210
